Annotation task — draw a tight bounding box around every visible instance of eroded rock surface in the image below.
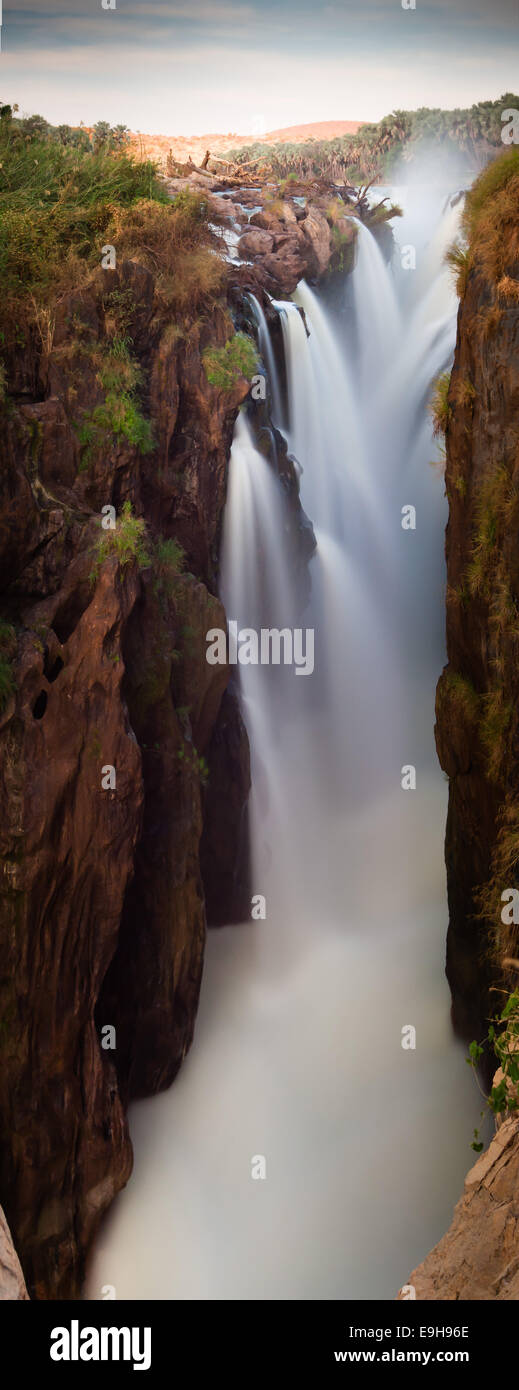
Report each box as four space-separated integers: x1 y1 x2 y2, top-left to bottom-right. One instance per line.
401 1118 519 1300
0 1207 29 1300
0 256 252 1297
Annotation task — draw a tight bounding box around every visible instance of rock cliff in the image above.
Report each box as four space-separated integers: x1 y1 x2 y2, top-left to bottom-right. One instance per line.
0 244 255 1297
0 159 394 1300
402 148 519 1298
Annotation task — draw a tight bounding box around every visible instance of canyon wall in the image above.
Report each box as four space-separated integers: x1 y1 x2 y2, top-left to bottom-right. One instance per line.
404 149 519 1297
0 250 254 1298
0 167 392 1299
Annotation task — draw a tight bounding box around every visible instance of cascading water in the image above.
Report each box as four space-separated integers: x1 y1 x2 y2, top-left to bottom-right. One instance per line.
86 188 483 1300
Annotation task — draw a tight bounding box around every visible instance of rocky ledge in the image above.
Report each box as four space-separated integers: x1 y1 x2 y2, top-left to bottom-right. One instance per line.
163 168 394 297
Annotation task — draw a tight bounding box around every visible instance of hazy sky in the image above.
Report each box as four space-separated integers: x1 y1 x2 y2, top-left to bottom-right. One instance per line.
1 0 518 135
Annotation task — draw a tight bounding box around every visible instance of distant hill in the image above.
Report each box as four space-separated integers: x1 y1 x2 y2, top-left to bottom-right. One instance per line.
129 120 362 168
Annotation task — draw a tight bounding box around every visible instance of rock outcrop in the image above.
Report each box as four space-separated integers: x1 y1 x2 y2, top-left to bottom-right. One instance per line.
434 161 519 1041
164 171 388 297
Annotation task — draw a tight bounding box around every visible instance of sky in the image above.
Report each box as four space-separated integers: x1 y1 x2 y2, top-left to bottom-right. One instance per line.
1 0 518 135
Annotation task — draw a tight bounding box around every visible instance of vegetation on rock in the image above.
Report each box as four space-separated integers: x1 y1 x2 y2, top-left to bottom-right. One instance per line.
203 332 259 390
468 991 519 1148
90 501 150 583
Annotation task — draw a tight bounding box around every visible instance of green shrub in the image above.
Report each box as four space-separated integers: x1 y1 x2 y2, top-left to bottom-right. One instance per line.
90 500 150 583
203 332 259 390
77 384 154 469
152 535 186 603
177 741 209 785
95 337 143 395
468 990 519 1150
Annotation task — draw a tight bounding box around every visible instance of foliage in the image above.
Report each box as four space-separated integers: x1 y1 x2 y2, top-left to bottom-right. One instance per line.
462 146 519 287
77 393 153 468
203 332 259 390
226 96 519 185
177 741 209 785
429 371 451 437
479 689 513 782
90 500 150 583
466 464 516 599
445 241 470 297
103 195 225 317
468 991 519 1149
444 671 480 722
152 535 186 603
74 336 153 468
0 105 167 357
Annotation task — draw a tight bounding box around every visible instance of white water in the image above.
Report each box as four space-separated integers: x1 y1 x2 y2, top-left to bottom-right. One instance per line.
87 189 483 1301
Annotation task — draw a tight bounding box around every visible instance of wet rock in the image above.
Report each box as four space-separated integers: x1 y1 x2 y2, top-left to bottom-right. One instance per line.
237 228 274 257
301 207 332 277
257 243 307 297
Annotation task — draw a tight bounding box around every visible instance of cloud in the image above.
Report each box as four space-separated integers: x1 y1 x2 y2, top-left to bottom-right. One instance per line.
1 37 516 133
1 0 516 132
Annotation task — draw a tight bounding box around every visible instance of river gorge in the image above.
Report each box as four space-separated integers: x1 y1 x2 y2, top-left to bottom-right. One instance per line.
83 182 484 1300
1 117 518 1307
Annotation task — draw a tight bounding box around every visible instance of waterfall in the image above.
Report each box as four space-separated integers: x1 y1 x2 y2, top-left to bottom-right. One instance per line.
86 190 482 1301
246 294 283 424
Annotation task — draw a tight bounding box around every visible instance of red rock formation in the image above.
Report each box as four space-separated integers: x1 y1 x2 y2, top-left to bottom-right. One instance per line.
0 257 251 1298
404 154 519 1299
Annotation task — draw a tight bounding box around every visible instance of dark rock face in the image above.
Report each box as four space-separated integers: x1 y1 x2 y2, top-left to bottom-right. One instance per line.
0 166 392 1298
200 685 251 926
435 256 519 1042
0 214 318 1296
0 258 251 1298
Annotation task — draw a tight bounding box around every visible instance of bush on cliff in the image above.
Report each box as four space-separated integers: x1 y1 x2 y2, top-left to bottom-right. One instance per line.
104 194 226 317
461 147 519 288
0 109 225 382
429 371 451 437
76 338 155 469
468 990 519 1148
203 333 259 390
90 501 150 583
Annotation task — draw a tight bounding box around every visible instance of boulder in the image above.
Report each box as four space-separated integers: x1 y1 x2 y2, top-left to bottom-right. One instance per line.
301 207 332 276
237 228 274 258
259 242 307 296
